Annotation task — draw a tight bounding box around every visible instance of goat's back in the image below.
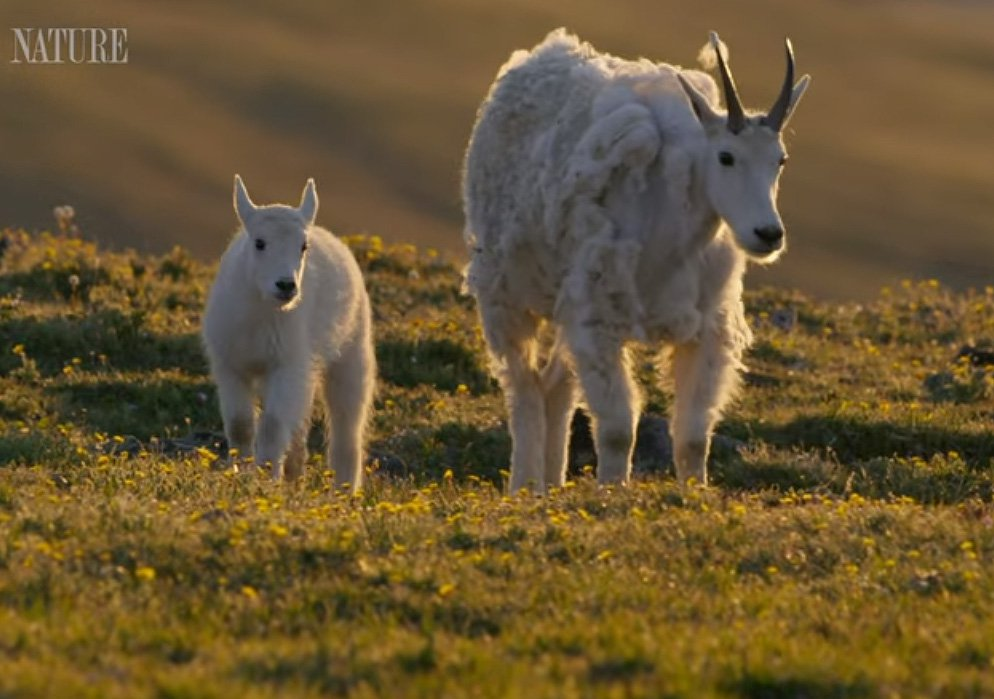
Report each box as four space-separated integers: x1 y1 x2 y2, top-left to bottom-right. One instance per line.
463 30 712 252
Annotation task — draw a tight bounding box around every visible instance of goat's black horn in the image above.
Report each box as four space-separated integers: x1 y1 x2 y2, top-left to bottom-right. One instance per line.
711 32 746 134
764 38 796 132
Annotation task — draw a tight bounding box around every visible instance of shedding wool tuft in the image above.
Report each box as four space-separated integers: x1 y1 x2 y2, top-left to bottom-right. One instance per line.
697 32 729 72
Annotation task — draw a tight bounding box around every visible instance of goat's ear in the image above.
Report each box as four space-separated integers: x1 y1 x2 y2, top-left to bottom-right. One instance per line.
298 178 318 225
233 175 257 227
779 74 811 129
678 73 723 129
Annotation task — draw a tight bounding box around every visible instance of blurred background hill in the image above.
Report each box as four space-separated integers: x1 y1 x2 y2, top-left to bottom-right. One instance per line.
1 0 992 299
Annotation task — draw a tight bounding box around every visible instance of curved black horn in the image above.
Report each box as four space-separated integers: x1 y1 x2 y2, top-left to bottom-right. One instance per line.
765 38 795 132
712 33 745 134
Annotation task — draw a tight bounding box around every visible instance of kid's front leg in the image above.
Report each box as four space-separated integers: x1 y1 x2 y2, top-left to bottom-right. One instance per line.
214 367 256 468
256 366 313 480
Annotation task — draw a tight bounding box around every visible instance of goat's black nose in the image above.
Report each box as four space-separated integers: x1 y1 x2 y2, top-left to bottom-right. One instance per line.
754 226 784 246
275 279 296 294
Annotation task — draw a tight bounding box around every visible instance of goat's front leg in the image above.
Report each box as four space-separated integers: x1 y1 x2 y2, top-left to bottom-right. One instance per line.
256 365 313 480
669 324 742 486
541 350 578 489
570 336 639 485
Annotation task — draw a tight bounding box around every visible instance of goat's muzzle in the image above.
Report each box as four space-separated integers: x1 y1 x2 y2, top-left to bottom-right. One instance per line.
274 278 298 303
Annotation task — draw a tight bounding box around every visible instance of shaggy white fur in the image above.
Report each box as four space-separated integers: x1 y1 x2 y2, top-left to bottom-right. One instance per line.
462 29 809 490
202 176 375 491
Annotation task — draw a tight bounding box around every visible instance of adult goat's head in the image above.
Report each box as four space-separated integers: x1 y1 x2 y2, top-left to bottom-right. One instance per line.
233 175 317 309
678 32 810 262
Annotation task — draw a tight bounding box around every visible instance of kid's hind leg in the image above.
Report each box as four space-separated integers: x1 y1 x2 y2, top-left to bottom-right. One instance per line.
282 416 313 482
479 301 545 492
323 339 375 493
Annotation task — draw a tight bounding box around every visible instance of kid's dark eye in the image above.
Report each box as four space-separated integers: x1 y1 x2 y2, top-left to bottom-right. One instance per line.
301 241 309 253
718 151 735 167
254 239 266 251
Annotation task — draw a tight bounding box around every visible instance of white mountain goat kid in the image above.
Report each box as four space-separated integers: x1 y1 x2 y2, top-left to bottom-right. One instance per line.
462 30 810 490
202 176 375 491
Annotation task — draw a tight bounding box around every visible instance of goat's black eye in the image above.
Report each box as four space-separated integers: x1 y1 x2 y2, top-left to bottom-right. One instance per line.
301 241 309 253
718 151 735 167
254 239 266 251
779 155 789 167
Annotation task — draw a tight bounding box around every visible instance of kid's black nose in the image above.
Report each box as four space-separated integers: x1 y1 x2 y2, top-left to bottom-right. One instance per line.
754 226 784 246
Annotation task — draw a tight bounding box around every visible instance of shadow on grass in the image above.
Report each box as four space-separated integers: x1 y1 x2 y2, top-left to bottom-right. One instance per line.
729 414 994 465
232 599 503 692
51 375 217 441
716 414 994 502
422 409 994 502
377 337 494 394
713 450 994 503
233 646 382 697
0 263 110 304
373 410 686 487
0 430 71 467
373 421 510 485
0 309 206 377
721 673 874 699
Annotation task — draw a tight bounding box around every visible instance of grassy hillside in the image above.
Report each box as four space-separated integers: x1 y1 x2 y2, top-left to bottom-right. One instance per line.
2 0 994 299
1 227 994 696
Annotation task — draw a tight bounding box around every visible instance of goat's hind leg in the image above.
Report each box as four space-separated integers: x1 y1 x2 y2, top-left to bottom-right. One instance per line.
502 344 547 492
480 303 546 492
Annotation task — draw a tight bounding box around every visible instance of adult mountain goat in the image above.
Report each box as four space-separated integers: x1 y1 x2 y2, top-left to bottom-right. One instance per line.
462 30 810 490
203 176 375 492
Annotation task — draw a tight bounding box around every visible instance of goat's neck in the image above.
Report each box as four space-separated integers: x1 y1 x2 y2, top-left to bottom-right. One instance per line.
639 155 721 276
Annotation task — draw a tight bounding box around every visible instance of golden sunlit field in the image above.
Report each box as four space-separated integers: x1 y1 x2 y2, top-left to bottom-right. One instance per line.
3 1 994 695
1 228 994 697
2 0 993 298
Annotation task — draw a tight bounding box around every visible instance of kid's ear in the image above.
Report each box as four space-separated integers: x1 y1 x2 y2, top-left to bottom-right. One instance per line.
298 178 318 226
233 175 257 227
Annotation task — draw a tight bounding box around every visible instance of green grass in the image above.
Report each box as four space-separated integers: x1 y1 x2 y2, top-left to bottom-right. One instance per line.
2 229 994 697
